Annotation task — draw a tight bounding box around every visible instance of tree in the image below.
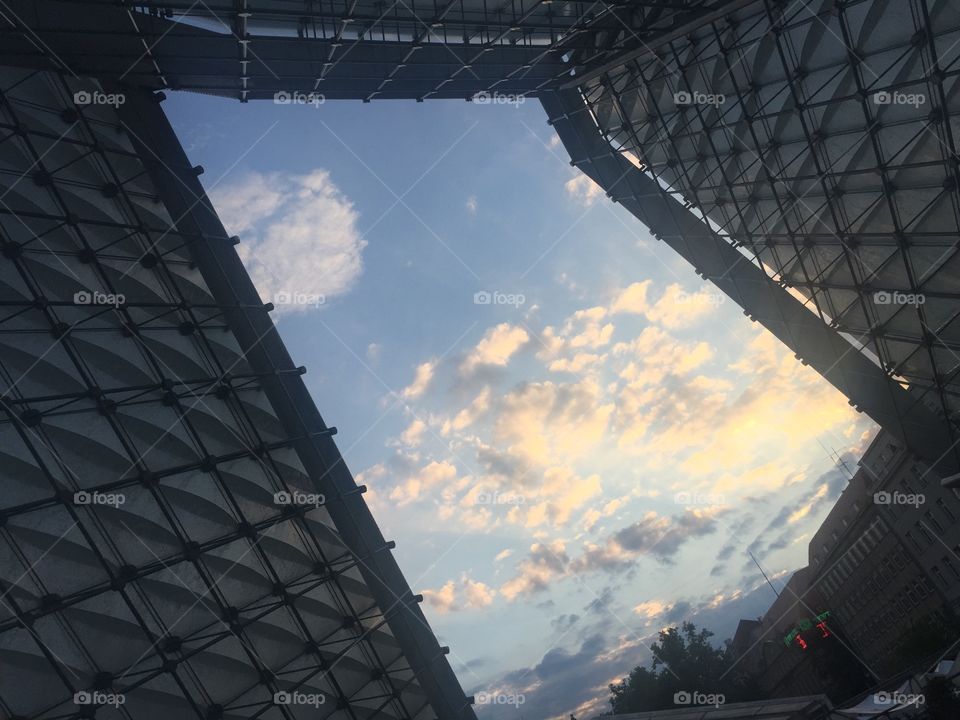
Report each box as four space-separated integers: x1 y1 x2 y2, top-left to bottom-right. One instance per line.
608 622 760 714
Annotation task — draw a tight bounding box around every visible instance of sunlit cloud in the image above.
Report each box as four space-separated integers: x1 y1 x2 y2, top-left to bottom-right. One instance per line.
423 573 497 613
401 360 436 399
565 174 604 206
213 170 365 313
461 323 529 376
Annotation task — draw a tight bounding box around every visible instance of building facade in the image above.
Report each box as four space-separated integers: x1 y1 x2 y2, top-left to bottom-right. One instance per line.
0 68 474 718
1 0 958 481
2 0 960 716
733 430 960 698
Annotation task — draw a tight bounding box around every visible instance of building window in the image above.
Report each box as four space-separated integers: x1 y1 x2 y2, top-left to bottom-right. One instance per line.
925 511 944 535
916 523 934 545
937 498 956 523
944 556 960 581
912 464 928 488
906 531 923 553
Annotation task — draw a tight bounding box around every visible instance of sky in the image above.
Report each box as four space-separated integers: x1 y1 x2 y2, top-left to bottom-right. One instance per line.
164 92 878 719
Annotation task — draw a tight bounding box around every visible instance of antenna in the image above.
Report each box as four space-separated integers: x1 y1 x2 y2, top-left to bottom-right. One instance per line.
749 550 781 600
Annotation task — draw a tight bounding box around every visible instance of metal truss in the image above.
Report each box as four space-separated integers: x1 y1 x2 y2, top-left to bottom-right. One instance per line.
0 66 471 719
0 0 720 100
572 0 960 476
542 86 960 478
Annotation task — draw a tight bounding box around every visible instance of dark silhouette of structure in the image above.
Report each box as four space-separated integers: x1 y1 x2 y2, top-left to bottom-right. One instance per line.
2 0 960 717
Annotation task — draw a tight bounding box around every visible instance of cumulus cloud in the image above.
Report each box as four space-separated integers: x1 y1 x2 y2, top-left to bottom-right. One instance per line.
493 379 613 467
565 174 604 206
522 466 602 529
633 600 668 619
609 281 723 328
501 509 724 599
422 573 497 613
442 387 491 434
388 460 458 506
401 360 436 400
461 323 529 376
212 170 365 313
500 541 570 600
399 418 427 446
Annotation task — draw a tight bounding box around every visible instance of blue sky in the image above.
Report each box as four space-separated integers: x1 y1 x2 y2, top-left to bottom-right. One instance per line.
165 93 877 719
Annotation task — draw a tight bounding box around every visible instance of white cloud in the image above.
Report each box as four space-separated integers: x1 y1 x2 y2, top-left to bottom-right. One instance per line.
422 574 496 613
212 170 365 313
367 343 382 362
401 360 436 400
466 195 478 214
461 323 529 375
610 280 652 315
565 174 604 206
609 281 722 328
442 387 491 435
388 459 458 506
400 418 427 446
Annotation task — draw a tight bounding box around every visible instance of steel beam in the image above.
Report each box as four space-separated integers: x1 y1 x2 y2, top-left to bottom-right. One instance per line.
541 88 960 479
117 87 476 720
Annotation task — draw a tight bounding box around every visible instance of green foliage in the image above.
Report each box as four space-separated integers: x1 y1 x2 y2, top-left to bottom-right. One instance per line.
608 622 760 714
892 613 960 667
